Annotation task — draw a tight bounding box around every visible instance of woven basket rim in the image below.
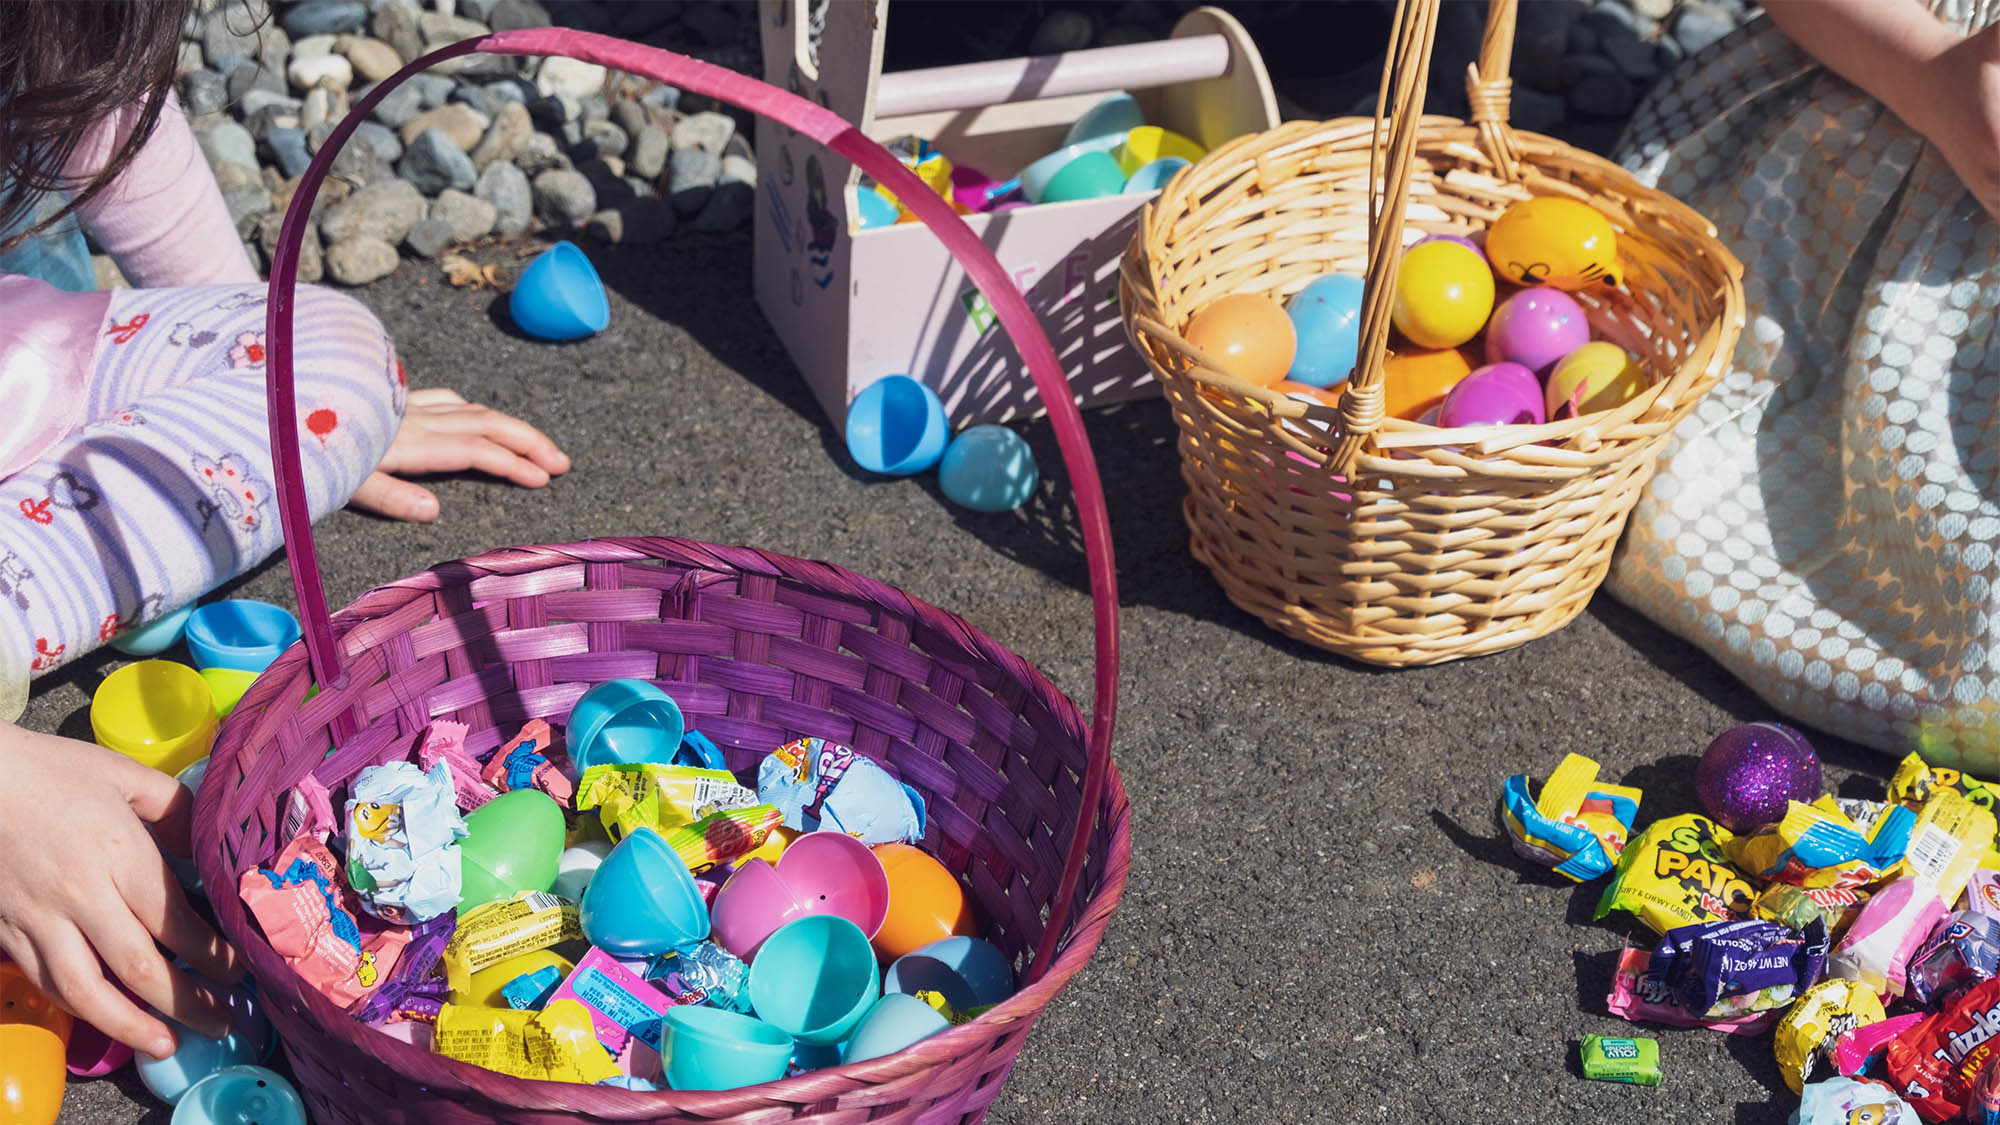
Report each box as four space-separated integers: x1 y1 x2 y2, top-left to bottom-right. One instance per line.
193 535 1133 1114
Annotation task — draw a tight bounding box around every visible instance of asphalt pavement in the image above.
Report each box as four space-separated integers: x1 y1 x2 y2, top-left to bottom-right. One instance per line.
40 232 1866 1124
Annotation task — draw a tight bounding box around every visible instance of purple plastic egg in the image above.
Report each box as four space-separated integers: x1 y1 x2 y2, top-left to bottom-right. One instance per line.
1695 722 1821 833
949 164 1002 212
1417 232 1485 262
1485 288 1591 376
1436 362 1546 428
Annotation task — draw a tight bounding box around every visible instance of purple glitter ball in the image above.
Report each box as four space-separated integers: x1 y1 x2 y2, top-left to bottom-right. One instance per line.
1695 722 1822 833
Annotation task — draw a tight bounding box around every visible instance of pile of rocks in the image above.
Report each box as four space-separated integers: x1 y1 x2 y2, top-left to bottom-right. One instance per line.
174 0 762 286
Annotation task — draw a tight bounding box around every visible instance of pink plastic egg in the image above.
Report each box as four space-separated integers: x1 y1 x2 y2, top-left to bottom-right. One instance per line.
1437 362 1546 428
1484 288 1590 376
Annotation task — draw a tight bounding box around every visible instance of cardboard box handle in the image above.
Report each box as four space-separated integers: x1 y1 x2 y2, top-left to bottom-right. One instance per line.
873 35 1233 118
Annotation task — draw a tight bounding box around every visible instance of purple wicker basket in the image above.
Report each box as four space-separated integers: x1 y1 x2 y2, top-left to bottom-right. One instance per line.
191 27 1130 1124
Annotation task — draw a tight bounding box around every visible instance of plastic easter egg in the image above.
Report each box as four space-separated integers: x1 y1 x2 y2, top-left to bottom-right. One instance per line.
938 425 1039 512
1545 341 1647 418
136 1011 262 1106
1062 91 1145 146
565 678 685 773
1485 196 1621 291
947 164 1003 212
1284 273 1365 388
2 961 70 1125
842 992 949 1064
171 1066 307 1125
1391 240 1495 349
1112 125 1203 175
1184 293 1296 387
1484 288 1590 375
580 826 711 955
1416 232 1484 261
871 843 977 961
1437 362 1546 428
1039 151 1126 203
847 374 948 475
550 840 611 902
111 603 195 656
1381 346 1476 420
509 240 609 341
1122 156 1190 194
1018 133 1125 202
457 789 566 909
91 660 218 777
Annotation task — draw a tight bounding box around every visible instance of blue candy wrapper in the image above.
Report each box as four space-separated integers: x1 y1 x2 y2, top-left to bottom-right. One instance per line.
756 738 924 844
645 941 752 1013
345 760 469 924
501 964 566 1010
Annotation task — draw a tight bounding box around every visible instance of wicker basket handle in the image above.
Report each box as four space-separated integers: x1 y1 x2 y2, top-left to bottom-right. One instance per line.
1328 0 1519 476
262 28 1120 983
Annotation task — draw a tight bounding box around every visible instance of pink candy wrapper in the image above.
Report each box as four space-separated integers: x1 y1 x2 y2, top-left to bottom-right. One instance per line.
1967 869 2000 920
238 835 411 1009
481 720 575 808
1832 1012 1927 1078
1604 947 1780 1036
547 946 676 1056
419 720 498 812
280 773 337 842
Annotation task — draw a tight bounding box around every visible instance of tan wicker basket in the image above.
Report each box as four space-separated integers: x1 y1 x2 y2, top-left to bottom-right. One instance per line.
1119 0 1746 666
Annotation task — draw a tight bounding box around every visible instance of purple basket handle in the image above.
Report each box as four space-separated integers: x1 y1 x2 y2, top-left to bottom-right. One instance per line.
263 28 1119 983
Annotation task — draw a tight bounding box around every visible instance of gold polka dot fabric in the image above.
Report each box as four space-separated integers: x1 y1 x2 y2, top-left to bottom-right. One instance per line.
1608 1 2000 769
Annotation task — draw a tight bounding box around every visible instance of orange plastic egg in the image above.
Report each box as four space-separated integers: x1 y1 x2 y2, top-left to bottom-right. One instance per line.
871 843 977 961
1485 196 1621 291
1 962 70 1125
1382 346 1477 420
1183 293 1297 387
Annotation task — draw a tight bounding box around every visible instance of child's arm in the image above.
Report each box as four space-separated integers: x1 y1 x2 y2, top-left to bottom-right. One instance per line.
62 93 259 287
0 722 240 1056
1763 0 1999 215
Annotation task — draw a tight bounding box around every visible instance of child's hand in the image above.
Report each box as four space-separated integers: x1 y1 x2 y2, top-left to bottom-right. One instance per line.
349 387 571 522
0 724 241 1056
1922 24 2000 217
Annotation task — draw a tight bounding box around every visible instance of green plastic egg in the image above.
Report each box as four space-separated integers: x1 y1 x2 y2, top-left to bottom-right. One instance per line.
457 789 566 909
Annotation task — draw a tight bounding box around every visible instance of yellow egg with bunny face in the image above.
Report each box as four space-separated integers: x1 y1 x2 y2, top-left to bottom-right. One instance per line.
1485 197 1620 291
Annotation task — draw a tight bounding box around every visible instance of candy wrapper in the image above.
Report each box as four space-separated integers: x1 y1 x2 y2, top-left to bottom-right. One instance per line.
757 738 925 845
355 911 455 1024
1789 1077 1919 1124
1886 975 2000 1120
873 136 955 220
1775 979 1887 1094
1832 1012 1926 1079
1578 1035 1660 1086
1907 911 2000 1006
665 804 788 875
1888 752 2000 812
1971 1054 2000 1124
1755 884 1870 936
1833 790 1997 997
1497 752 1641 882
645 942 752 1013
1595 814 1756 935
1604 947 1778 1036
280 773 337 842
481 720 574 807
575 762 759 840
239 835 410 1009
1725 797 1915 889
548 947 675 1055
345 760 470 924
1646 917 1828 1019
442 891 582 996
417 720 498 813
1968 870 2000 919
432 999 621 1084
501 965 564 1011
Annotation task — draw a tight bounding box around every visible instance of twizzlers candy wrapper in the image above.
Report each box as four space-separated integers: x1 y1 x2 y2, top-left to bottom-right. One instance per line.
1595 814 1756 935
1886 975 2000 1120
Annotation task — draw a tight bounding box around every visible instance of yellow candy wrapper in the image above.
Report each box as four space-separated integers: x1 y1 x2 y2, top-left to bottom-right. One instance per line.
1753 883 1870 936
1724 797 1916 889
1595 814 1757 935
873 136 953 220
1498 753 1642 882
1897 788 1997 903
433 999 620 1084
663 803 787 875
1887 752 2000 812
442 891 581 997
1774 978 1886 1094
574 763 759 840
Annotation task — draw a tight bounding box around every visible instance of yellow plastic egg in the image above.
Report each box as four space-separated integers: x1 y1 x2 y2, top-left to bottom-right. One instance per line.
1184 293 1297 387
1382 346 1477 420
1391 242 1495 349
1485 196 1621 291
1545 341 1647 418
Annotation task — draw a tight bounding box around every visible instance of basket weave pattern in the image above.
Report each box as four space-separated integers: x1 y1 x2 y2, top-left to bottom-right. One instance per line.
1120 0 1746 666
197 539 1130 1123
192 25 1130 1123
